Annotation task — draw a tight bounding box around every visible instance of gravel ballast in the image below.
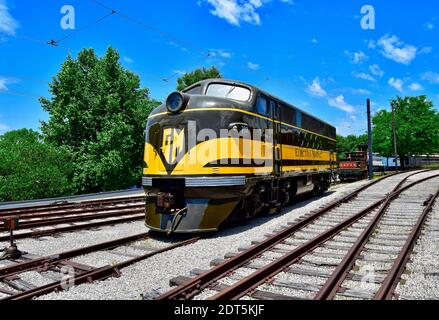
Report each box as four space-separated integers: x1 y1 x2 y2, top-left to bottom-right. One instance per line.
28 181 370 300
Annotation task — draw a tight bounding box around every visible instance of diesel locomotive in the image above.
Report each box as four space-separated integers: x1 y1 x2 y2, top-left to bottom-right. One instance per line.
338 144 369 182
142 79 337 234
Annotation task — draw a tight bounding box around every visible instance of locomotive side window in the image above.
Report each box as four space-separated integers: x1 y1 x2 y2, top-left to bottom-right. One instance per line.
184 85 203 95
296 111 302 128
206 83 251 102
280 105 297 126
256 95 268 115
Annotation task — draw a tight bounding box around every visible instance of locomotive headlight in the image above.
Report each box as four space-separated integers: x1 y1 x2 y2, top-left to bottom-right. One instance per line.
166 92 189 113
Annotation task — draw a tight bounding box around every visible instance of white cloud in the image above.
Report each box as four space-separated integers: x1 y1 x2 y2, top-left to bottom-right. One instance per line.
409 83 423 91
353 72 376 82
0 0 18 37
369 64 384 78
311 38 318 44
204 0 293 26
123 56 134 64
421 71 439 84
209 49 232 58
368 40 377 49
377 34 418 65
345 50 368 64
247 62 259 70
0 122 8 132
0 76 19 91
168 41 188 52
424 22 434 31
173 70 186 75
388 78 404 92
307 77 327 97
0 78 7 91
205 0 261 26
351 88 371 95
419 47 432 55
328 95 355 113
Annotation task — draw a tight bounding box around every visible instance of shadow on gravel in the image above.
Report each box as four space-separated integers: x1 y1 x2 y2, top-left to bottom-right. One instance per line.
148 190 337 241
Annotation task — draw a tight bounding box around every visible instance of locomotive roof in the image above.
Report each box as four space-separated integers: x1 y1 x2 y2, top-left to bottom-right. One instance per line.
184 79 335 130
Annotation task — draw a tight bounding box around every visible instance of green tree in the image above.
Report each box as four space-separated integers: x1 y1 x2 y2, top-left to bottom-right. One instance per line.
372 96 439 165
177 66 222 91
336 134 368 159
40 47 160 194
0 129 73 202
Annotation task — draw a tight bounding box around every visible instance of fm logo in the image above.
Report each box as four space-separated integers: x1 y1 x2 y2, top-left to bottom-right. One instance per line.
162 128 186 165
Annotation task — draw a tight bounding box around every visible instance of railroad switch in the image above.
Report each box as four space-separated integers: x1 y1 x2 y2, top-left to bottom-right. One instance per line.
1 216 22 260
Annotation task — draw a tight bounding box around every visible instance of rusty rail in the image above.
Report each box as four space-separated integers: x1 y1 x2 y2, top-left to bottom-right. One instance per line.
374 188 439 300
0 203 144 221
5 207 144 231
155 172 411 300
314 174 439 300
3 237 199 300
0 233 150 279
0 195 145 217
0 214 144 242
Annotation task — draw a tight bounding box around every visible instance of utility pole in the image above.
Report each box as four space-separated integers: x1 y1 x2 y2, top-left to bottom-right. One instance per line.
391 101 398 171
367 99 374 180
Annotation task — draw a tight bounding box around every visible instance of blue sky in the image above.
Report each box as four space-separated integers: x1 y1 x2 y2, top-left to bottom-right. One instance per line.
0 0 438 136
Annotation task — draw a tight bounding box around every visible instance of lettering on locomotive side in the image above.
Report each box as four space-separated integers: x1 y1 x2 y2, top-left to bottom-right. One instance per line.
295 149 322 158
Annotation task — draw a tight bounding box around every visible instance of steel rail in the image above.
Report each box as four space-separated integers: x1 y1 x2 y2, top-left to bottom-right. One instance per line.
0 195 145 216
3 237 199 300
374 187 439 300
155 171 412 300
3 207 144 230
211 173 439 300
0 214 144 242
314 174 439 300
0 233 150 279
0 202 144 220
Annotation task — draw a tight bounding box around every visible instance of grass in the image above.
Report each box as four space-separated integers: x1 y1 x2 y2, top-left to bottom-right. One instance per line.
421 164 439 170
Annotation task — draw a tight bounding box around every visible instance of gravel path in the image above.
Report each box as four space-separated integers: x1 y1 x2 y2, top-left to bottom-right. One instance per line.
18 180 369 300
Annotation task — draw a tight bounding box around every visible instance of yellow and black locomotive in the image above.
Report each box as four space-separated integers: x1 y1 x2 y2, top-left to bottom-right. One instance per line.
143 79 337 233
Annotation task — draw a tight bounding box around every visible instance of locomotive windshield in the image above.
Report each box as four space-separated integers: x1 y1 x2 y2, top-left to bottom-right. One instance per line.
206 83 251 102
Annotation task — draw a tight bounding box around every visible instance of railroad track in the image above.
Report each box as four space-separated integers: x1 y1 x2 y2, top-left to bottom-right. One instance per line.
0 195 146 242
158 170 439 301
0 232 198 300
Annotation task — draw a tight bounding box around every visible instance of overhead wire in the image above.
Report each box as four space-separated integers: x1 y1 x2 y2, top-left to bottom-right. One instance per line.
88 0 273 85
0 74 48 85
14 34 72 52
0 89 43 100
53 10 116 45
5 0 275 101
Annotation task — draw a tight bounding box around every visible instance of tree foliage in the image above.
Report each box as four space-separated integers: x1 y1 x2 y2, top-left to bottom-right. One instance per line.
336 134 368 159
372 96 439 160
176 66 222 91
40 47 160 194
0 129 73 202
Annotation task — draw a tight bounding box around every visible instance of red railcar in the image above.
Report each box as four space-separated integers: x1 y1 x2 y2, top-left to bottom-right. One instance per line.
338 146 369 182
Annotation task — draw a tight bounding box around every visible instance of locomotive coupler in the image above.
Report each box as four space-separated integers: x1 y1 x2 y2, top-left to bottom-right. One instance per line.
156 192 175 209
